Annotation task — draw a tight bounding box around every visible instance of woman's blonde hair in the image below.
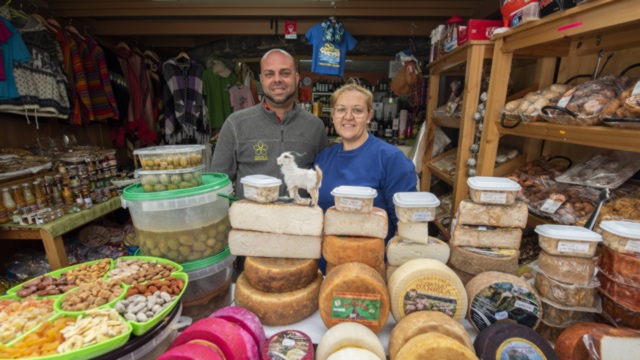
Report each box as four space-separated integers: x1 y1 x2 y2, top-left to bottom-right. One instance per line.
329 78 374 112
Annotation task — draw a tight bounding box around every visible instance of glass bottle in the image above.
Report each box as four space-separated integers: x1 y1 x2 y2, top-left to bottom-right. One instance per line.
33 180 47 209
62 186 74 206
0 199 9 224
52 186 63 206
22 183 37 212
11 185 26 210
82 188 93 209
2 188 16 213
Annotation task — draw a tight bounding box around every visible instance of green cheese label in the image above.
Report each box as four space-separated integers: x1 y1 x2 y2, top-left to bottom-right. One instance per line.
331 292 381 326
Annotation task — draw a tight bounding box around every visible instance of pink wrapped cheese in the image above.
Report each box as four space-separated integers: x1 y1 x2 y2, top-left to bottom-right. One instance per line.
210 306 266 350
158 342 223 360
170 318 254 360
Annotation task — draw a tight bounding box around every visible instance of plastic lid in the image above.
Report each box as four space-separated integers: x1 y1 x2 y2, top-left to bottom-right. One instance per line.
393 192 441 208
122 173 231 203
240 174 282 187
133 144 205 155
600 221 640 239
182 248 235 276
134 164 205 176
535 224 602 242
467 176 521 191
330 186 377 198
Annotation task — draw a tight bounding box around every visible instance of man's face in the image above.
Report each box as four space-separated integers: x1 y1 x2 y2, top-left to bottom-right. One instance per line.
260 51 299 106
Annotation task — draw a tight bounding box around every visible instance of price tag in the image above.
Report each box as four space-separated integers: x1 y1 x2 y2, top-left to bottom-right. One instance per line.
540 199 563 214
282 338 296 347
480 192 507 204
557 241 590 254
514 300 536 313
478 226 488 231
625 240 640 253
412 211 433 222
495 311 509 320
339 198 363 210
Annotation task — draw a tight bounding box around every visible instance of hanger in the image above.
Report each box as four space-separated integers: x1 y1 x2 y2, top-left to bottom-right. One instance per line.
117 41 131 50
31 13 57 33
65 24 85 40
8 1 29 20
175 52 190 60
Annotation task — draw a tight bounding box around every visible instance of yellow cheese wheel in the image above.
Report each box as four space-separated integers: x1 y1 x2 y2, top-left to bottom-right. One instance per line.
396 332 478 360
319 262 390 334
326 260 385 280
234 271 322 326
323 235 385 268
244 257 319 293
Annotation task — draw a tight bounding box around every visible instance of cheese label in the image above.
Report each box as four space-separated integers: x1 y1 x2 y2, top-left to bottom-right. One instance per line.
469 282 540 331
463 247 516 258
480 192 508 204
331 292 381 326
400 276 461 319
412 211 433 222
244 186 258 199
338 198 363 210
557 241 590 254
266 330 311 360
624 240 640 253
496 338 547 360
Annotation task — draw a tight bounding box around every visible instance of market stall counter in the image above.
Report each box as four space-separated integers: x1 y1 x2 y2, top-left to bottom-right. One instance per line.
0 197 122 270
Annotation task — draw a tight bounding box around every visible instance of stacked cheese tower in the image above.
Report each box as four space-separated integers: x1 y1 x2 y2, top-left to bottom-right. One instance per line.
532 224 602 342
386 192 450 282
228 175 324 326
323 186 388 278
597 221 640 330
449 177 527 283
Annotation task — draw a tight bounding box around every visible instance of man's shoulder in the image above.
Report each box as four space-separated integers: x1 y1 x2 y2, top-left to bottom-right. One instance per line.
225 104 263 123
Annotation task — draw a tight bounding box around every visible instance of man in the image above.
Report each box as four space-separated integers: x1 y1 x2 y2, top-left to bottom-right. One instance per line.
211 49 328 199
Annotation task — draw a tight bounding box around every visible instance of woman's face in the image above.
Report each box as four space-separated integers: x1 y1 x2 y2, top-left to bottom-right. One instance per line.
332 90 373 147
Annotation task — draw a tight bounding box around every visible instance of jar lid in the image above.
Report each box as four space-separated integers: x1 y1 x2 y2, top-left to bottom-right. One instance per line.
122 173 231 202
134 164 205 176
240 174 282 187
600 221 640 239
133 145 205 155
467 176 521 191
534 224 602 242
330 186 377 199
393 192 440 208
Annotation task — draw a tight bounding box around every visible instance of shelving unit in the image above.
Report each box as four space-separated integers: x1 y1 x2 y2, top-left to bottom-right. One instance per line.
312 92 332 113
477 0 640 177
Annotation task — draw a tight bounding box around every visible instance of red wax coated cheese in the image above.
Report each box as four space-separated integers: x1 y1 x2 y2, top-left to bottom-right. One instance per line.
170 318 253 360
261 330 314 360
210 306 266 350
158 342 224 360
555 322 613 360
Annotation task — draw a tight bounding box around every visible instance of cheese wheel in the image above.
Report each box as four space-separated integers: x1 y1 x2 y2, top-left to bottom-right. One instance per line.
465 271 542 332
539 250 595 286
261 330 314 360
450 246 519 275
456 200 528 228
388 311 474 360
395 332 478 360
326 261 385 280
386 236 450 266
234 271 322 326
451 225 522 249
555 322 613 360
397 221 429 244
388 258 467 322
229 200 324 236
324 206 388 239
170 318 252 360
209 306 266 350
474 323 556 360
318 262 390 334
159 342 224 360
243 257 319 293
327 347 381 360
322 235 384 268
316 322 385 360
229 229 322 259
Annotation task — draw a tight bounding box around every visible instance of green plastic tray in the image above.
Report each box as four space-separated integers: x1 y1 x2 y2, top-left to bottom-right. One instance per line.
54 281 127 317
124 271 188 336
106 256 183 279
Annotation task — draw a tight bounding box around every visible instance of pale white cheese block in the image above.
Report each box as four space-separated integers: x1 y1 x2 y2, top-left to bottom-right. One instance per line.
450 225 522 249
229 200 324 236
397 221 430 244
229 229 322 259
593 330 640 359
316 322 386 360
324 206 388 239
456 200 528 228
386 236 450 266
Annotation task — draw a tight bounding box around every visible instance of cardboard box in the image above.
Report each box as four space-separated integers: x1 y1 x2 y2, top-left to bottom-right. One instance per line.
539 0 577 18
458 20 504 45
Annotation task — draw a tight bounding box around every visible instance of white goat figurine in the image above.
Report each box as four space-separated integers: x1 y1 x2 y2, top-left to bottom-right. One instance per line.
277 152 323 206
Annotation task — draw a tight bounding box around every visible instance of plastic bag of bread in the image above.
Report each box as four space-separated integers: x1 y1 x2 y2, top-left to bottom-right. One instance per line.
602 77 640 128
527 181 600 225
506 157 571 204
501 84 568 128
540 75 628 126
575 181 640 231
555 149 640 189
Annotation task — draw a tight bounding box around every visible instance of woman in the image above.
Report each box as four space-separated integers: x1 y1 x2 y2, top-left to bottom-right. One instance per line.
315 81 417 242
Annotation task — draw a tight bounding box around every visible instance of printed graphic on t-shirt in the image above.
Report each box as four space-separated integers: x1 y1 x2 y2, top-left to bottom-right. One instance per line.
319 43 340 69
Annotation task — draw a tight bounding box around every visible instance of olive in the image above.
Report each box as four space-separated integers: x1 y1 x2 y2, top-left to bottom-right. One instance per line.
167 184 179 191
179 157 188 167
179 235 192 246
167 238 179 251
158 242 169 254
143 184 154 192
183 173 194 181
171 175 182 185
179 182 192 189
158 174 170 185
179 246 191 256
154 184 167 192
192 242 206 251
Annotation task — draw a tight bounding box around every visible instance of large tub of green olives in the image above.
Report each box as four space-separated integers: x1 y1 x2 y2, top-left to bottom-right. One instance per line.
122 173 232 263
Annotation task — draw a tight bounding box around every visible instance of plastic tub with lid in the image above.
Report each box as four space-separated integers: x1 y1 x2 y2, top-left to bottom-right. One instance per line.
136 165 204 192
181 247 236 303
535 224 602 258
122 173 232 264
240 174 282 203
134 145 205 170
331 186 377 213
393 192 441 222
467 176 521 205
600 221 640 255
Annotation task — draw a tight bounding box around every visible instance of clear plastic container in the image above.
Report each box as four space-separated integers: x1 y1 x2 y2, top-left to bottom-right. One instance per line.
467 176 521 205
121 173 232 264
240 175 282 203
541 298 597 327
182 278 233 322
134 145 205 170
535 224 602 258
181 248 236 303
534 271 598 309
600 221 640 255
136 165 204 192
393 192 440 222
330 186 377 213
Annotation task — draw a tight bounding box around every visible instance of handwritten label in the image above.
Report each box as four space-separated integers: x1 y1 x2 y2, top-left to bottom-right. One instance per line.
625 240 640 253
557 241 590 254
480 192 508 204
515 300 536 313
540 199 563 214
244 186 258 199
412 211 433 222
338 198 364 210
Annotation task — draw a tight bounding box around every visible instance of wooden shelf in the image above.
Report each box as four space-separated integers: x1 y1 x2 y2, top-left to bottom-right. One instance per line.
432 115 461 129
494 153 528 177
428 41 493 74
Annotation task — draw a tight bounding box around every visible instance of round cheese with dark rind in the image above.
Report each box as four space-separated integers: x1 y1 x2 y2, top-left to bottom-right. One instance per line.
261 330 313 360
244 257 319 293
395 332 478 360
323 235 384 268
474 322 558 360
466 271 542 331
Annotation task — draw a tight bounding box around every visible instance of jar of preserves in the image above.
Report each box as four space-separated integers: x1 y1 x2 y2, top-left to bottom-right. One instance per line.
33 181 47 209
2 188 16 213
10 185 25 210
62 187 74 206
83 188 93 209
22 183 37 212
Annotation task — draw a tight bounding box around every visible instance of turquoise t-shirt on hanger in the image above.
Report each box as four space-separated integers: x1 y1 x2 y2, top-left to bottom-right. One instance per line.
306 22 357 77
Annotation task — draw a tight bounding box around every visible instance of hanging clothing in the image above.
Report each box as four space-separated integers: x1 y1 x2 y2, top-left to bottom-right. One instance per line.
102 46 130 123
84 35 119 120
0 15 30 100
162 57 209 144
203 69 236 130
0 21 12 81
306 20 357 77
229 84 254 112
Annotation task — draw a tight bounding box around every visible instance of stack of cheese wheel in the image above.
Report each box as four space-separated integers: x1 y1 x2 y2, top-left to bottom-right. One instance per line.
388 311 476 360
555 322 640 360
316 322 386 360
597 221 640 330
323 186 388 278
449 177 527 283
162 306 265 360
386 192 449 282
228 197 324 326
533 224 602 342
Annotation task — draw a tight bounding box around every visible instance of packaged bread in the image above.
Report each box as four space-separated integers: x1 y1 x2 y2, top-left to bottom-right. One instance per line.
527 182 599 225
501 84 567 125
